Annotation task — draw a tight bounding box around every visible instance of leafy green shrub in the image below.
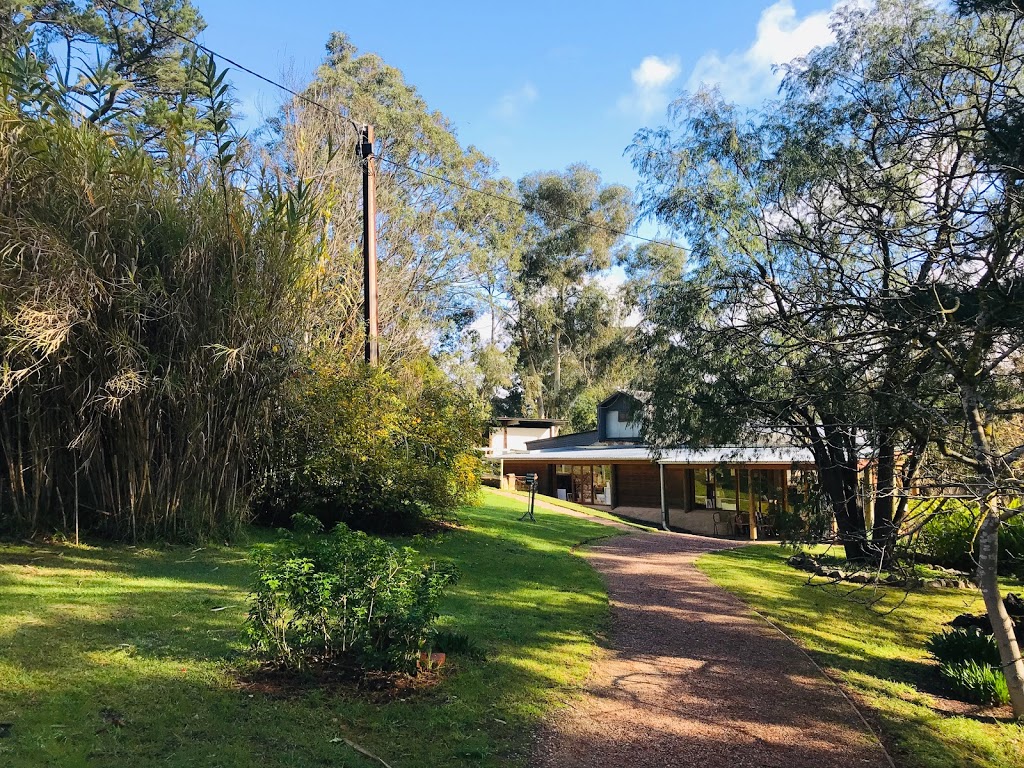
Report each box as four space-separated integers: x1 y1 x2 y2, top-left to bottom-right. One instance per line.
925 627 1001 667
430 629 486 661
0 74 313 542
913 500 978 571
912 500 1024 577
246 515 459 673
1000 515 1024 580
938 660 1010 706
256 355 484 535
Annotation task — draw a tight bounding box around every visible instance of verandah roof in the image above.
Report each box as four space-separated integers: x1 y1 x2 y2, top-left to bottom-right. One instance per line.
495 445 814 465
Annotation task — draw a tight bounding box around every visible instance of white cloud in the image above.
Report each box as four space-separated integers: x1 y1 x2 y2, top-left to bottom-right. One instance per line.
491 83 538 120
633 56 681 90
688 0 837 104
618 55 682 118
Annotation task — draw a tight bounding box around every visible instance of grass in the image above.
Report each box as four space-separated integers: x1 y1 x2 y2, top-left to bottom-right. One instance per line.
696 545 1024 768
506 489 658 531
0 488 617 768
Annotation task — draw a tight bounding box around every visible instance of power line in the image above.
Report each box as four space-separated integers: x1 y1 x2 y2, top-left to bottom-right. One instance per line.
102 0 360 137
99 0 685 254
374 155 681 250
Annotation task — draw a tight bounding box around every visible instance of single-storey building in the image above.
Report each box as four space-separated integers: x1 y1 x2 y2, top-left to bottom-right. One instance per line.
495 391 817 540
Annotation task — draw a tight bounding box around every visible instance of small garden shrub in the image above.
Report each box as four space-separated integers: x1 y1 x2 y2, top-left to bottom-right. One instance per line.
925 627 1001 668
913 500 978 571
430 629 486 660
246 515 459 674
938 660 1010 706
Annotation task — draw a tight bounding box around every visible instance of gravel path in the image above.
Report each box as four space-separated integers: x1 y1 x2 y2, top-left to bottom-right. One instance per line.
504 492 892 768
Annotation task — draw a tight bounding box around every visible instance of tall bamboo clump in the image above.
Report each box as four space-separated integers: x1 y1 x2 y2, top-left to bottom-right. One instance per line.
0 93 315 541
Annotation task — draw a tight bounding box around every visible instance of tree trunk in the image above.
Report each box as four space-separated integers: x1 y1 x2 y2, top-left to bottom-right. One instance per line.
819 459 869 562
977 499 1024 719
872 437 899 562
959 383 1024 717
553 332 561 416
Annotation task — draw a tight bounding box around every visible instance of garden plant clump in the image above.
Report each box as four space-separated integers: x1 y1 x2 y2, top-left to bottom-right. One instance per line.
246 515 459 675
927 626 1010 706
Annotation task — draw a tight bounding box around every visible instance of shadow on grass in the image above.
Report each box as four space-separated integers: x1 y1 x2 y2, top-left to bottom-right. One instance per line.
0 489 615 768
697 545 1024 768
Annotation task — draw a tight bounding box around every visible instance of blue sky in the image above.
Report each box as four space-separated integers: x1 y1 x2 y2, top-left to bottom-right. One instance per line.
196 0 839 203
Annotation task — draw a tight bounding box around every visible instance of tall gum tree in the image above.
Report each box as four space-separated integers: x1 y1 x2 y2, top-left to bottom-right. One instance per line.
511 164 634 418
632 0 1024 716
267 33 504 363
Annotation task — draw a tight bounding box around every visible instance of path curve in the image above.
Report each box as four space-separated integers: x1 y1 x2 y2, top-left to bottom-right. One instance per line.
504 492 891 768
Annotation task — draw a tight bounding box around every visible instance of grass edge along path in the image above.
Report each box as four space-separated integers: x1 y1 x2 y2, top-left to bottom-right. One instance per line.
696 545 1024 768
0 488 616 768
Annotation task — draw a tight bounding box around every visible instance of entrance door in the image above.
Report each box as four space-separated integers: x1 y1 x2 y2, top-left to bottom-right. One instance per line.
572 465 594 505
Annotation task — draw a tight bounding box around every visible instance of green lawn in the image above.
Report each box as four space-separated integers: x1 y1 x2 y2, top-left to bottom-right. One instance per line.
697 545 1024 768
0 489 616 768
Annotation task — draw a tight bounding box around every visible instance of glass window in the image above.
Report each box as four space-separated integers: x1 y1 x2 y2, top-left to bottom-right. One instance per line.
787 469 814 512
594 465 611 505
751 470 784 516
688 469 705 508
738 468 750 513
715 465 737 511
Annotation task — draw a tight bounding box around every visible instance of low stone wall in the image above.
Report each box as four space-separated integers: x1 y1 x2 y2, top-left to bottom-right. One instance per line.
610 506 738 537
609 506 663 526
668 509 732 537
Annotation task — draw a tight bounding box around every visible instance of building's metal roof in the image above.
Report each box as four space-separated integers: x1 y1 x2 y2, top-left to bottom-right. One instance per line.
525 430 599 450
495 444 814 465
493 417 565 427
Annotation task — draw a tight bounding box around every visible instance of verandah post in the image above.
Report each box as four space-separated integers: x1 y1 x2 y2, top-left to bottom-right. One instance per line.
748 468 758 541
659 462 670 531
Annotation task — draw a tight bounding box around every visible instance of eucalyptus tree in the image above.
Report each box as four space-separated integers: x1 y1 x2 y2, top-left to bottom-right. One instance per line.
510 164 635 418
631 0 1024 716
630 88 916 563
795 0 1024 715
618 240 686 319
268 33 505 363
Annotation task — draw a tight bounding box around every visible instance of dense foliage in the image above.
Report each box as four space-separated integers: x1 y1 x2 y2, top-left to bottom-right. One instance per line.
1 9 491 541
911 501 1024 579
925 606 1013 706
927 627 1002 668
0 78 312 540
938 658 1011 707
246 515 459 673
255 355 484 535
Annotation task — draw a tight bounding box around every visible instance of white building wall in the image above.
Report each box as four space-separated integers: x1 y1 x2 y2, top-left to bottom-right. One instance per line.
604 409 642 440
488 426 557 454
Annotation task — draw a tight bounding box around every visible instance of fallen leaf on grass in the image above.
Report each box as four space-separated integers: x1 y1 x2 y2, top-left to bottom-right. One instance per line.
97 709 127 733
329 736 395 768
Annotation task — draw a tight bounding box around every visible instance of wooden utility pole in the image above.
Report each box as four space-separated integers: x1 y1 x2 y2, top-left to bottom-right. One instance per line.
361 124 379 365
